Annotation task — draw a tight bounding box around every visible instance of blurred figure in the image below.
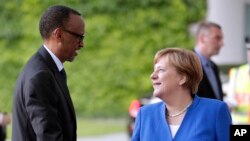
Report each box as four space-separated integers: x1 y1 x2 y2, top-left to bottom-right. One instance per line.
131 48 231 141
0 112 11 141
194 22 224 100
226 36 250 124
12 5 85 141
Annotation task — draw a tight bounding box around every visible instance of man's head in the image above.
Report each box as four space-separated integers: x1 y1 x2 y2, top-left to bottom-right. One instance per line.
196 22 224 59
39 5 85 62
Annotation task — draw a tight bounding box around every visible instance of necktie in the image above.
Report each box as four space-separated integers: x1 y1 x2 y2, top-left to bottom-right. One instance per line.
206 61 220 99
60 68 67 81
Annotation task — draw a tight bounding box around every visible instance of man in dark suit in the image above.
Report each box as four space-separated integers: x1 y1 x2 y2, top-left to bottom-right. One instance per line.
12 5 85 141
194 22 224 101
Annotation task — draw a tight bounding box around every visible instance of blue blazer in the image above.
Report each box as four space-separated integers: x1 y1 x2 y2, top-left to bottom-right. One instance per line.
132 95 232 141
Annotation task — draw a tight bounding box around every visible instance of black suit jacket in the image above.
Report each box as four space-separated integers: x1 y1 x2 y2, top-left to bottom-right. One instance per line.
197 60 224 101
12 46 76 141
0 125 6 141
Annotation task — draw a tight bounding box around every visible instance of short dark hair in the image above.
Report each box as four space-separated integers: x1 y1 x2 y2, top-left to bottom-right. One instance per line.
39 5 81 39
196 22 221 37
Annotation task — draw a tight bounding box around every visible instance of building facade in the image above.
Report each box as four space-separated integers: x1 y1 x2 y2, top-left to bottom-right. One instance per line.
207 0 250 65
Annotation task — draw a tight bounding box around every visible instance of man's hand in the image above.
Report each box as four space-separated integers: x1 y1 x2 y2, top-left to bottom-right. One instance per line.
1 113 11 126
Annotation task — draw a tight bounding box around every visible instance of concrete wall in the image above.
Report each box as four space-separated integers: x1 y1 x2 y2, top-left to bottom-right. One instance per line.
207 0 250 65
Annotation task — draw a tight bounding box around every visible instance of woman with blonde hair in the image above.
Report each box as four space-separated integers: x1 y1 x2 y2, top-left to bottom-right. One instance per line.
132 48 231 141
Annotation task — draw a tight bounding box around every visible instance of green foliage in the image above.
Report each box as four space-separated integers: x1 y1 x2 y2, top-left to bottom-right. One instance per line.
0 0 206 117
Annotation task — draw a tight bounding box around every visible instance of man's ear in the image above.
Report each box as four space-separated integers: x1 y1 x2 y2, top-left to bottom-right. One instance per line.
200 34 207 43
53 28 62 41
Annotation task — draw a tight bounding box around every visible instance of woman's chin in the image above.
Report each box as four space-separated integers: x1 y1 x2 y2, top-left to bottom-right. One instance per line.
153 91 161 98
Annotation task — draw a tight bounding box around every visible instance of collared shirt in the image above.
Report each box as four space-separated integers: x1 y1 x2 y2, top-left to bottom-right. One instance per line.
194 48 209 68
43 45 64 72
195 48 215 79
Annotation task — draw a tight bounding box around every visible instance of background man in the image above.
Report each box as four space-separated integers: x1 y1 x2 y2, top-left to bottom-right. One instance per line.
194 22 224 101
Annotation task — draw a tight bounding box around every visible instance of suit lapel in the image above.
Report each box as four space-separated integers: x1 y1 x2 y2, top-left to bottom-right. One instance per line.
55 72 76 120
202 69 214 92
38 46 76 122
210 61 222 99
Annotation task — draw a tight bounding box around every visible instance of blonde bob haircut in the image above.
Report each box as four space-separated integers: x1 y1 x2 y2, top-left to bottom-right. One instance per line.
154 48 203 94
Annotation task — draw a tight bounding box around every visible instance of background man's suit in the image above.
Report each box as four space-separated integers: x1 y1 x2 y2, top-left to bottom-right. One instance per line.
12 46 76 141
198 60 224 100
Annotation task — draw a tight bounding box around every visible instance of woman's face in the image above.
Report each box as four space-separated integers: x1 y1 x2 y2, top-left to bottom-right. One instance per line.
150 56 183 99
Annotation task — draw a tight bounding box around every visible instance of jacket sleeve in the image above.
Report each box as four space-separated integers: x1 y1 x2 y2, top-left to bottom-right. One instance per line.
24 71 63 141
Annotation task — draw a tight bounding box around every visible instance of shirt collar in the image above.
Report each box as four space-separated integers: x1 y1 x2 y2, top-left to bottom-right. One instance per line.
194 47 210 67
43 45 64 71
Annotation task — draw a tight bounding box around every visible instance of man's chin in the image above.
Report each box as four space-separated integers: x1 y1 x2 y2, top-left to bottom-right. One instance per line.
66 57 75 62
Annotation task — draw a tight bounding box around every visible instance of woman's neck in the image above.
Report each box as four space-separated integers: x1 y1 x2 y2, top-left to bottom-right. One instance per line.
164 92 193 117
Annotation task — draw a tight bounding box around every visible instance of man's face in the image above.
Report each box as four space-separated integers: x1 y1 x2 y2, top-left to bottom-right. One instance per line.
61 14 85 62
203 27 224 57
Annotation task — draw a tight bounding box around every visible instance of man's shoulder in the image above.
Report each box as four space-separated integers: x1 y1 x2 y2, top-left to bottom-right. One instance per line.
209 60 218 67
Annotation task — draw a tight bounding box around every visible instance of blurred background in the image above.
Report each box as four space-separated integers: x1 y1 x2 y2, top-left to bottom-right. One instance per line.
0 0 249 140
